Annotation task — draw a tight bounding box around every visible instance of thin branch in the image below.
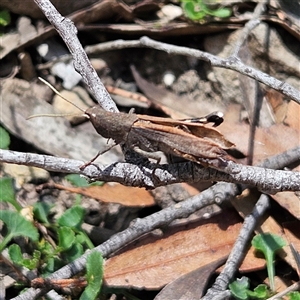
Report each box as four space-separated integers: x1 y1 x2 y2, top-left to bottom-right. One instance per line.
258 146 300 169
230 0 268 56
0 149 299 193
86 37 300 105
267 282 300 300
33 0 118 112
202 194 270 300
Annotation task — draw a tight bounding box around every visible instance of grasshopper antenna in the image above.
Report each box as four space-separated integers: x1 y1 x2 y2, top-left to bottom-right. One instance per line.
27 77 89 120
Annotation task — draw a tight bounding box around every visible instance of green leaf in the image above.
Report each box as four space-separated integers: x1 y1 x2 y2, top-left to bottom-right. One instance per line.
288 291 300 300
208 7 231 18
63 242 84 262
75 231 94 249
181 0 231 20
252 233 286 291
38 239 54 257
65 174 90 187
0 210 39 252
43 257 56 274
0 177 21 211
229 276 250 300
9 245 40 270
247 284 269 299
20 250 40 270
80 251 103 300
57 227 75 251
182 2 207 20
0 126 10 149
8 244 23 265
0 10 10 27
57 205 85 229
89 181 104 187
33 202 53 224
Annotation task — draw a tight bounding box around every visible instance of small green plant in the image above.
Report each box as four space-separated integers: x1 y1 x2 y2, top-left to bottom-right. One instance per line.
229 277 269 300
65 174 91 187
252 233 286 292
0 177 22 211
230 233 287 299
80 251 104 300
0 176 96 295
180 0 231 21
0 210 39 252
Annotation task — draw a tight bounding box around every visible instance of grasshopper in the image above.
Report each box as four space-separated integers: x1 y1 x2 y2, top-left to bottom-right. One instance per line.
84 106 234 171
34 78 235 172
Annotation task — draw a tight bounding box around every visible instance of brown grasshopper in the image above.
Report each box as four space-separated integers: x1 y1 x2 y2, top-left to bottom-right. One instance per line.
84 106 234 171
34 78 235 171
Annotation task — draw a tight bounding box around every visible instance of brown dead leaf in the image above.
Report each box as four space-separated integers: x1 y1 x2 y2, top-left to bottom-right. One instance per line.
130 65 226 119
283 221 300 274
265 89 300 131
238 245 266 273
53 182 155 207
285 100 300 131
265 89 288 124
220 118 300 165
154 256 227 300
103 209 242 290
271 192 300 220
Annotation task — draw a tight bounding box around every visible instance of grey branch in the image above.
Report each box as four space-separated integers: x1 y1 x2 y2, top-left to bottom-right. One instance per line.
33 0 118 112
230 0 268 56
86 36 300 105
0 149 299 193
202 194 270 300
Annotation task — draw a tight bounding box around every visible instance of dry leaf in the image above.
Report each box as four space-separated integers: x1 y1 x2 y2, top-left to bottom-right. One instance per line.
103 209 242 290
265 89 288 124
284 100 300 131
271 192 300 220
283 222 300 259
53 182 155 207
220 120 300 165
154 256 227 300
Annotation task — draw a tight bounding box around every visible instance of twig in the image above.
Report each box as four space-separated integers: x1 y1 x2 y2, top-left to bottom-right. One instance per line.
267 281 300 300
0 149 299 193
86 37 300 105
33 0 118 112
230 0 268 166
259 146 300 169
201 194 270 300
230 0 268 57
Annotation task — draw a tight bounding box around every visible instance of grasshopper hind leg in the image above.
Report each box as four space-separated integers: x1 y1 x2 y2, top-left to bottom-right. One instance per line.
132 146 162 180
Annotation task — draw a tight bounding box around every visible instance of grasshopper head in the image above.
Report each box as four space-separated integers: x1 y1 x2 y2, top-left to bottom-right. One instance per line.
85 106 139 145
